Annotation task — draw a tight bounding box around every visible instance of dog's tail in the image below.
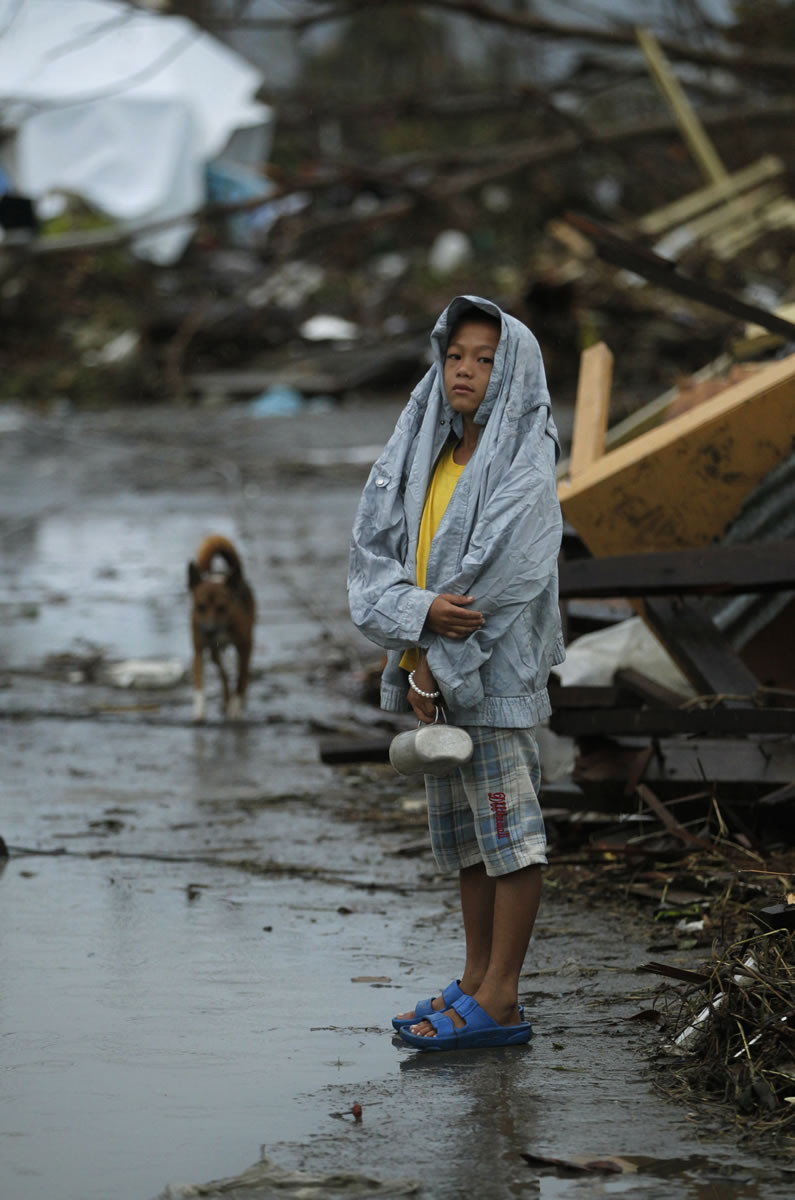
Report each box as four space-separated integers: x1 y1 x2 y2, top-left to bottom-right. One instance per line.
194 534 243 576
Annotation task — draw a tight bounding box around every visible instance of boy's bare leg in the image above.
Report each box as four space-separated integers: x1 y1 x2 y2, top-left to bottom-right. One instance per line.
458 862 496 993
394 862 495 1023
408 864 542 1036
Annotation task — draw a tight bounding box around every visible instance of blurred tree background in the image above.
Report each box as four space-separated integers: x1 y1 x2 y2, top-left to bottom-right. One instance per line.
2 0 795 412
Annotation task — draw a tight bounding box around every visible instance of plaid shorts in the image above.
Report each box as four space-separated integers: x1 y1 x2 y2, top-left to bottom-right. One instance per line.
424 727 547 877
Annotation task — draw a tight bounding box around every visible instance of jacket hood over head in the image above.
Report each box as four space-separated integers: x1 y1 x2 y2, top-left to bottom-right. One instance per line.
428 294 557 436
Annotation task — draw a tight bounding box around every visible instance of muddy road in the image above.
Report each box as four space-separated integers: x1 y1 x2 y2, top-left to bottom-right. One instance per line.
1 401 790 1200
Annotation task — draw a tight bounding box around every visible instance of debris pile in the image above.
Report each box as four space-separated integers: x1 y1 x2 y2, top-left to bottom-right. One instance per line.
652 929 795 1152
551 292 795 824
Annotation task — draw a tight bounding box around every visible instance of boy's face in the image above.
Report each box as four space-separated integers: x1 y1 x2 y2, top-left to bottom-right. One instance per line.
443 319 500 418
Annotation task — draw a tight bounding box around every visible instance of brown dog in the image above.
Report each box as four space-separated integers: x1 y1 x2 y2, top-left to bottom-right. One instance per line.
187 534 255 722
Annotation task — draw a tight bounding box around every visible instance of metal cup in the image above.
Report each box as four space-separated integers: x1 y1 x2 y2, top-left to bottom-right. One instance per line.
389 713 473 777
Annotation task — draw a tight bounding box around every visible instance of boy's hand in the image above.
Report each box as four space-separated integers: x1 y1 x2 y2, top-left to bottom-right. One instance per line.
426 593 484 638
408 656 439 723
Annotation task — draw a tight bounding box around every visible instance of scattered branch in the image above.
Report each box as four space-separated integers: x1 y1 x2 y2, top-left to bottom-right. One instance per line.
205 0 795 81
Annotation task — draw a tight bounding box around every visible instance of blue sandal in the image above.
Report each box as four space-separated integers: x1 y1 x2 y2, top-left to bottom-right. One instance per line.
391 979 464 1031
398 994 532 1052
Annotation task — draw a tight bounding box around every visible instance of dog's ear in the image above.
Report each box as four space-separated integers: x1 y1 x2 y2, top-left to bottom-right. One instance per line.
226 564 243 591
188 561 202 590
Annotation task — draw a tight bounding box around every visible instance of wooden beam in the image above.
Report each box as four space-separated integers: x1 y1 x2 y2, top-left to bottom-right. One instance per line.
637 27 730 187
642 596 760 703
673 181 786 241
711 195 795 260
558 351 795 556
569 342 613 479
574 737 795 794
556 354 736 481
643 738 795 788
558 541 795 599
637 154 785 235
550 705 794 737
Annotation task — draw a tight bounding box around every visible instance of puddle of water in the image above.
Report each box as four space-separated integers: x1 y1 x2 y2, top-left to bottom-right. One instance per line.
0 854 419 1200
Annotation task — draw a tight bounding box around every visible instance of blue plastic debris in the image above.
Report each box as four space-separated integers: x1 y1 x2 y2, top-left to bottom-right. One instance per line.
248 385 304 417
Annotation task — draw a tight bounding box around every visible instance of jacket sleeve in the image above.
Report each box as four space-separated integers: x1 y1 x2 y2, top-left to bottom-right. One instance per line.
347 410 437 651
426 416 562 708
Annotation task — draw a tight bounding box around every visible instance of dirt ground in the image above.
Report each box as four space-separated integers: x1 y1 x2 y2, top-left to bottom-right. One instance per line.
1 399 792 1200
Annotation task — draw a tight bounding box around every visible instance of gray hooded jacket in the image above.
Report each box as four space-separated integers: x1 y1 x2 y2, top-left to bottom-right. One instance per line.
348 295 565 727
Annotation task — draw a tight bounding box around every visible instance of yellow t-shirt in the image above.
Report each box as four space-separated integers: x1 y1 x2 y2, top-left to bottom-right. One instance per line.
400 443 465 672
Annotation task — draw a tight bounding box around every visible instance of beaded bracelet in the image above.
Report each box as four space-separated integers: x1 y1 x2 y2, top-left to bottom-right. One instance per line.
408 669 441 700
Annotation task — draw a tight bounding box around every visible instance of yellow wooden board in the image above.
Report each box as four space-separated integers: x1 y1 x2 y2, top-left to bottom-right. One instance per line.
558 352 795 555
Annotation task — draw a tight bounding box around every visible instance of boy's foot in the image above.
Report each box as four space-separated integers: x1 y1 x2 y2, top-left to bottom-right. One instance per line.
401 993 532 1051
407 988 521 1039
392 979 467 1029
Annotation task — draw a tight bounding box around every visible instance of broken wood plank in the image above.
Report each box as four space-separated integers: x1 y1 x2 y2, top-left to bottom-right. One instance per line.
712 194 795 260
642 595 760 704
558 541 795 599
681 181 786 241
575 737 795 794
556 354 743 483
558 351 795 556
637 27 730 188
637 782 723 849
637 154 785 236
639 961 712 985
569 342 613 479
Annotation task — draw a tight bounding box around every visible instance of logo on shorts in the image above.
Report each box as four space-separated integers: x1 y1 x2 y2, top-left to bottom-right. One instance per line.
489 792 509 839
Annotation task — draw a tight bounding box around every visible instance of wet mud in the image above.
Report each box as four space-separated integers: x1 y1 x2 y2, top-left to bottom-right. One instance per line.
1 403 791 1200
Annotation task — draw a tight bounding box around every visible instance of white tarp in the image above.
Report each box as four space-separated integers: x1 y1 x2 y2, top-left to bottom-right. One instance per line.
0 0 271 262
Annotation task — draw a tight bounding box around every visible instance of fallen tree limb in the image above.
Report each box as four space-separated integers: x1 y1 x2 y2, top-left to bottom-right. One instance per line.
205 0 795 82
566 211 795 338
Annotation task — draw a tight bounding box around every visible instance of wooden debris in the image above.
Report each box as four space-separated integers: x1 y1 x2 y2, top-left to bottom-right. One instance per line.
522 1151 634 1175
564 213 795 340
569 342 612 480
559 541 795 600
551 706 795 738
653 931 795 1152
641 595 761 703
637 154 787 238
573 737 795 800
557 348 795 556
635 29 795 259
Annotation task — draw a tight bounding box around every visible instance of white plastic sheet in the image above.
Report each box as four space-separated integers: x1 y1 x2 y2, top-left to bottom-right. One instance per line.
0 0 271 262
554 616 696 696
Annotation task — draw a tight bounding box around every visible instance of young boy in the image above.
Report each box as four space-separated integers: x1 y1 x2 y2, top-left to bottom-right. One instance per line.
348 295 564 1051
